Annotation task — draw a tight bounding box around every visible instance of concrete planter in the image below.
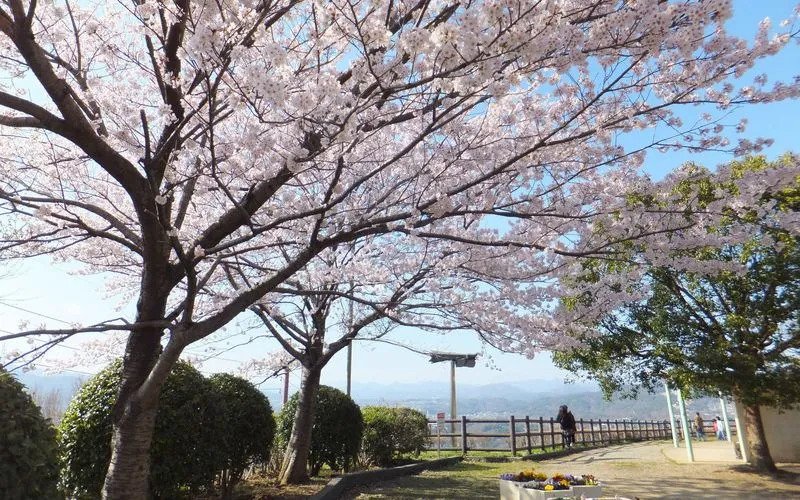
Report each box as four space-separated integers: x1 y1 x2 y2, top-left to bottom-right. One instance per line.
499 479 603 500
571 484 602 498
499 479 522 500
517 487 572 499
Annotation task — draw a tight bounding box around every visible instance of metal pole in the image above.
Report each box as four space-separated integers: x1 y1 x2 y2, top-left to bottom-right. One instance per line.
450 360 457 448
732 400 748 463
718 393 731 441
282 367 290 406
346 297 354 396
664 381 679 448
676 388 694 462
346 341 352 396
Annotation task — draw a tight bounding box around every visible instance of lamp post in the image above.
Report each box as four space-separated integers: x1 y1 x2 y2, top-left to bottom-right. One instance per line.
429 352 478 448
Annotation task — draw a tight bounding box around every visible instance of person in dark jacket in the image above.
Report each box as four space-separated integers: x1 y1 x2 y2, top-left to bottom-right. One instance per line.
556 404 577 449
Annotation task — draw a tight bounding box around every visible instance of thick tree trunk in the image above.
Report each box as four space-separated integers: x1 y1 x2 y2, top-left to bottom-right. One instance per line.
101 324 165 499
102 403 159 499
279 364 322 485
102 258 172 498
742 403 777 473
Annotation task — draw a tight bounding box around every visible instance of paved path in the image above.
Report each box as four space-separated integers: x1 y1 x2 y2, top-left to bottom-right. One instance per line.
533 440 800 499
350 440 800 499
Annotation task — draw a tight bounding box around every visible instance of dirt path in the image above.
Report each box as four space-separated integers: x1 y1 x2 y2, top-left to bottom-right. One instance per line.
349 441 800 499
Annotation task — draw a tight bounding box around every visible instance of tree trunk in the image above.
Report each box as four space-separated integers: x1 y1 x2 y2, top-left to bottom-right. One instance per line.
742 403 777 473
279 364 322 485
102 402 159 499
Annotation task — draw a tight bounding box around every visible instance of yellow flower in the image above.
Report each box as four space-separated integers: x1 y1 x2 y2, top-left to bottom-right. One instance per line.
544 485 555 491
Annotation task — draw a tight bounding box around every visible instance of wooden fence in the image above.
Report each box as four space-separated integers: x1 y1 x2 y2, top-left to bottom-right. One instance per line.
425 416 736 455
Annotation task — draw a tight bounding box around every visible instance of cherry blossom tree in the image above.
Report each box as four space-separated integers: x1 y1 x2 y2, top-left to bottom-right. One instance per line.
235 235 574 483
1 0 799 493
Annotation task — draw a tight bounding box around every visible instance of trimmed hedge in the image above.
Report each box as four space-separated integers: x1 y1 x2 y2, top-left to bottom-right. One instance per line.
0 367 61 500
277 385 363 475
59 360 221 499
361 406 429 467
209 373 276 499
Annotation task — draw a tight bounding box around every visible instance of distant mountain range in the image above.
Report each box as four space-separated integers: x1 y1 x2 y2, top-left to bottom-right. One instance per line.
347 378 599 402
16 371 729 423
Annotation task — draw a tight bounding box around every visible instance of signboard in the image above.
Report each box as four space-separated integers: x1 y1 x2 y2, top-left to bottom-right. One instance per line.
436 412 446 430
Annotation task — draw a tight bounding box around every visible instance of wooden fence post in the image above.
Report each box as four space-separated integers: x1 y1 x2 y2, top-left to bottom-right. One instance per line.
579 418 585 446
589 419 595 445
510 416 517 456
461 416 468 454
539 417 545 451
525 416 532 455
549 417 556 449
613 420 619 443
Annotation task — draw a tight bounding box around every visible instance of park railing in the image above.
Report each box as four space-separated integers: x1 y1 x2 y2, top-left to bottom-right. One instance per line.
425 416 737 455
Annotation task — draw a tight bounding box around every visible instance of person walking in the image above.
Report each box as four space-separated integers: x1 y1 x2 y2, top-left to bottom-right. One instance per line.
715 416 726 440
556 404 577 449
694 412 705 441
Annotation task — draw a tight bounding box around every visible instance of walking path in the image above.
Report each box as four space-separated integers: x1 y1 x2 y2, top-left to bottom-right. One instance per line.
538 440 799 499
349 440 800 499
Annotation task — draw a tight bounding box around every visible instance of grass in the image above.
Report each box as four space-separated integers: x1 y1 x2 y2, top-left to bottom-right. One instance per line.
344 460 530 499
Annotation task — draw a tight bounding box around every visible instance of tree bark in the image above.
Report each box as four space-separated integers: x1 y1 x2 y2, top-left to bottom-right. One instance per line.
102 402 159 499
742 403 777 473
278 364 322 485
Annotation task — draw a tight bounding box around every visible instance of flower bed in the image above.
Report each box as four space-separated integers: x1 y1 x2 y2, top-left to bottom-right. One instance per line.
499 470 602 500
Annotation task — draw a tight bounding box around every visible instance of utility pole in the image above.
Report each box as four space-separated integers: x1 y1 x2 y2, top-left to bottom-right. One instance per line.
346 283 354 397
346 340 353 397
282 367 290 406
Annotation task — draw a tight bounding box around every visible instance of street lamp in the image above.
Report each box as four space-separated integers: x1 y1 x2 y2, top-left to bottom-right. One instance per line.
429 352 478 447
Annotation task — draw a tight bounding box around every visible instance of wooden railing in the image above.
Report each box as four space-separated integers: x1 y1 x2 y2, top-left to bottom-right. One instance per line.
425 416 737 455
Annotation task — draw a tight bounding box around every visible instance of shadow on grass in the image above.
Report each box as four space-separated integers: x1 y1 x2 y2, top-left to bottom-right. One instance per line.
728 464 800 486
345 476 494 499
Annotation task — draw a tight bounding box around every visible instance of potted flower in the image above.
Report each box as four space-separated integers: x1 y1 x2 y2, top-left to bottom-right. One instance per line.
499 470 547 500
500 470 603 500
566 474 602 498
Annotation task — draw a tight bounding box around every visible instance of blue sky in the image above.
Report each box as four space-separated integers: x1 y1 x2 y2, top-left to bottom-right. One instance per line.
2 1 799 401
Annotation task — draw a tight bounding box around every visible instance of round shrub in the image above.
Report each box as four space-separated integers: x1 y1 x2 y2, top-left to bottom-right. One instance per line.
0 368 60 500
361 406 429 467
209 373 276 499
392 407 429 456
277 385 363 475
361 406 397 466
59 360 221 499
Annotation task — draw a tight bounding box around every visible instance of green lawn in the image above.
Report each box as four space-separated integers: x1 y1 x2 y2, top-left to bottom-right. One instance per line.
347 460 523 499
